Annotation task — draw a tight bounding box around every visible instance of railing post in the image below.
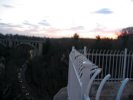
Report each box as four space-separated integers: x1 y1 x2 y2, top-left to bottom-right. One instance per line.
123 48 127 79
72 46 75 51
84 46 87 57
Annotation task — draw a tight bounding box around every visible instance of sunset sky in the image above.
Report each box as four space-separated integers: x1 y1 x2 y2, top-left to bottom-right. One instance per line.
0 0 133 38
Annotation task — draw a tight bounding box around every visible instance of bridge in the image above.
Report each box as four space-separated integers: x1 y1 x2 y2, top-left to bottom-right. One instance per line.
0 38 46 56
54 47 133 100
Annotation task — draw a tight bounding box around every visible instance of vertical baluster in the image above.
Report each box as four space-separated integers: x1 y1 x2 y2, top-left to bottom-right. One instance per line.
130 54 133 79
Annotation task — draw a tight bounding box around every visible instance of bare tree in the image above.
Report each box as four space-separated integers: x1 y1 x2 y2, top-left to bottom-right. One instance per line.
118 27 133 48
119 27 133 37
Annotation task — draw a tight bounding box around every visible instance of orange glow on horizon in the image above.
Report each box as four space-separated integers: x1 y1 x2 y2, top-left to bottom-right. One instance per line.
13 26 119 39
79 31 118 39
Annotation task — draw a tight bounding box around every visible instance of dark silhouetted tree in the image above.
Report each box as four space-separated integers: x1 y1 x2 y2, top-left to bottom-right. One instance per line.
73 33 79 39
96 35 101 41
72 33 82 49
120 27 133 36
92 35 113 49
118 27 133 48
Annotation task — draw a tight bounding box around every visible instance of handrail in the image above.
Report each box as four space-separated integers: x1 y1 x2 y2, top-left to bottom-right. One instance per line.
116 78 129 100
84 69 101 99
95 74 111 100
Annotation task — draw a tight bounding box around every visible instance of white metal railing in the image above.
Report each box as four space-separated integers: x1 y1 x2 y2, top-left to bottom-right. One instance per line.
95 74 111 100
68 47 100 100
82 47 133 81
67 47 129 100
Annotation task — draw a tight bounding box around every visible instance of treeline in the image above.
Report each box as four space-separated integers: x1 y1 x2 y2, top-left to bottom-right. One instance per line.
0 33 45 41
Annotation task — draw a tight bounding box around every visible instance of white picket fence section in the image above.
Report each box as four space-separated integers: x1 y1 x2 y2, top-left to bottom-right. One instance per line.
67 47 129 100
82 47 133 81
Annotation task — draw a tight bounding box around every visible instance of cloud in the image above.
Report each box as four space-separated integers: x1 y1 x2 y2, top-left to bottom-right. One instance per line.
0 22 40 36
89 23 116 33
2 4 14 8
90 26 119 37
67 26 84 31
23 21 33 26
23 21 38 28
0 24 23 35
0 22 13 27
91 27 114 33
93 8 113 14
38 20 50 26
0 22 22 28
